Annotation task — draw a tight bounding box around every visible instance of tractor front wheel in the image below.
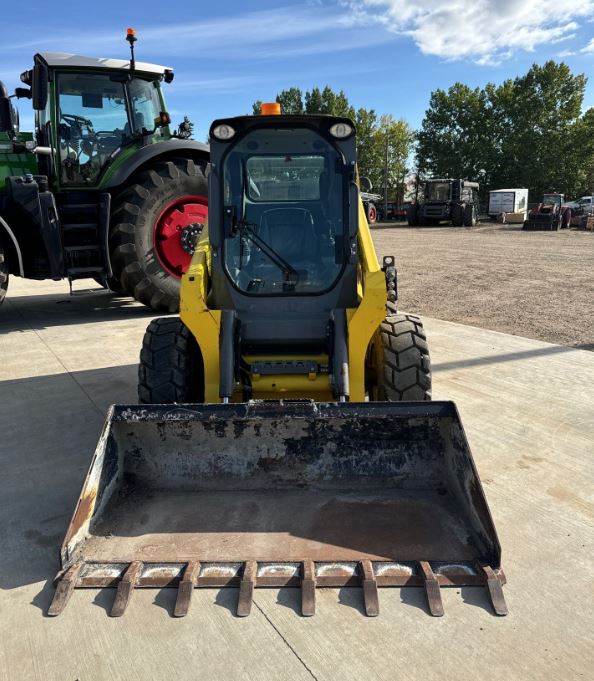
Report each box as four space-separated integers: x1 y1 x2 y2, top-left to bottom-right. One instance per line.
451 204 464 226
464 203 477 227
138 316 204 404
407 204 419 226
110 158 208 312
0 245 8 306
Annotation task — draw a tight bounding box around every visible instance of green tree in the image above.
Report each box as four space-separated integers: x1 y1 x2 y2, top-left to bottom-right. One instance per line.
416 83 492 184
276 87 304 115
417 60 592 199
251 87 414 198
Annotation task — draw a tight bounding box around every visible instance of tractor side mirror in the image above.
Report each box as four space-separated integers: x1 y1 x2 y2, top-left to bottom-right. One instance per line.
32 63 49 111
14 88 32 99
360 176 372 192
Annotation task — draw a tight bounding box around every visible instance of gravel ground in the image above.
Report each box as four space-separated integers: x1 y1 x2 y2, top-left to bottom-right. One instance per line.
371 221 594 351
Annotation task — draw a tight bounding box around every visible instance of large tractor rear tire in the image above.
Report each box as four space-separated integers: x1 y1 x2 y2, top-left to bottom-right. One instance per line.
0 245 8 306
110 158 208 312
368 311 432 401
138 316 204 404
93 276 127 295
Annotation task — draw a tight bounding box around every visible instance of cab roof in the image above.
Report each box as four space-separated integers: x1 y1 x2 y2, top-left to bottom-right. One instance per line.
36 52 172 76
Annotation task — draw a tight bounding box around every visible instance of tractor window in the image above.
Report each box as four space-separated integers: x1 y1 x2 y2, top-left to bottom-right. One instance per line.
543 194 562 206
222 127 346 296
425 182 451 202
129 78 163 135
57 72 129 185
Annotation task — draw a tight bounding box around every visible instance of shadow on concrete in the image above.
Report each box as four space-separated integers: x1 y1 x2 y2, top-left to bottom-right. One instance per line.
337 587 367 615
31 579 57 616
275 587 302 616
433 343 578 373
0 364 138 594
1 288 156 332
92 588 117 615
399 587 432 615
460 586 499 615
153 587 178 616
214 587 241 615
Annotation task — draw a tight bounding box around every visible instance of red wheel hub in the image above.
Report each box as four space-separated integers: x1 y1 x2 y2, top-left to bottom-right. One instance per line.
154 195 208 277
368 206 377 223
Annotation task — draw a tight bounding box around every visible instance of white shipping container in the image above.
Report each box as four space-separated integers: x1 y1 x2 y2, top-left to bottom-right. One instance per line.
488 189 529 218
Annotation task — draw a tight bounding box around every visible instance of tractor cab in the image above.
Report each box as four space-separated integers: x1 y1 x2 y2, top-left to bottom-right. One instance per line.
541 193 564 208
25 51 174 187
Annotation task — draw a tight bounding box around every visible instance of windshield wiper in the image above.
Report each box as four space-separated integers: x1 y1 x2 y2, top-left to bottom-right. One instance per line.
236 220 299 285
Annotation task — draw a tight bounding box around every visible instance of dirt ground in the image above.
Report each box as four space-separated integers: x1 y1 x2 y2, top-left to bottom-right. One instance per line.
372 222 594 351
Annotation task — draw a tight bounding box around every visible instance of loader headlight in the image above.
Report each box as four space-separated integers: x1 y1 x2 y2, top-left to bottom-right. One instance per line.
213 124 235 141
329 122 353 139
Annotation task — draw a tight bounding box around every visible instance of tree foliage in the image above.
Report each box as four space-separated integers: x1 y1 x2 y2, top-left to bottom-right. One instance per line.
252 87 414 197
417 61 594 198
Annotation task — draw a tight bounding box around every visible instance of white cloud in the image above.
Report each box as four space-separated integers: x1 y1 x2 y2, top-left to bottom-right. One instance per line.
346 0 594 64
581 37 594 51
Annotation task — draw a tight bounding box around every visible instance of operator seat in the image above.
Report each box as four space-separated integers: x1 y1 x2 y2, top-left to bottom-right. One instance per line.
259 208 317 262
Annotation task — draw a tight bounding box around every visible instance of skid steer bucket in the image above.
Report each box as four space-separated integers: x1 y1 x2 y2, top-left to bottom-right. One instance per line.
49 401 507 618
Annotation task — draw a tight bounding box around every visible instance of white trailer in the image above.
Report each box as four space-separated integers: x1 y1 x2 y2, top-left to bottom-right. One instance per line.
488 189 529 222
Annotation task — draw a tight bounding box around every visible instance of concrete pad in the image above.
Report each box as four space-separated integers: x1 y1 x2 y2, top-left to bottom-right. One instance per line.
0 278 592 681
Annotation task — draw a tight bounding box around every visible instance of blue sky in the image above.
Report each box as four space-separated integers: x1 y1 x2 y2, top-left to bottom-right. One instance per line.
2 0 594 140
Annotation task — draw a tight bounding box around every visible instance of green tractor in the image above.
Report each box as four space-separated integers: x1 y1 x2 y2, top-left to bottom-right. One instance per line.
0 32 209 311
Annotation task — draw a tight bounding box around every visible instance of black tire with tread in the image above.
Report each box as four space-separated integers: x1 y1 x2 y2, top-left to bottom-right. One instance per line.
110 158 208 312
451 204 464 226
377 311 431 401
138 317 205 404
464 203 477 227
0 245 8 306
407 204 419 226
93 276 127 295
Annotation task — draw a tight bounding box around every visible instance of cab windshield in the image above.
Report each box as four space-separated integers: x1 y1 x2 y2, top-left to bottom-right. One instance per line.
542 194 562 206
222 127 346 295
425 181 451 202
57 72 163 185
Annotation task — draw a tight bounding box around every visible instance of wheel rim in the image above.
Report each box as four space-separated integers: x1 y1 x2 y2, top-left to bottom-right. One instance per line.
368 206 377 223
154 196 208 277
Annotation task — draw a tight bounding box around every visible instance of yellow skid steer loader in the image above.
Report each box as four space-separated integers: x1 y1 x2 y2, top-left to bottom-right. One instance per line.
49 107 507 619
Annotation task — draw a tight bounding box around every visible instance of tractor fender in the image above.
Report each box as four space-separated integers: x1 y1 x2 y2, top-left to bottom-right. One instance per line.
0 215 24 276
104 139 210 189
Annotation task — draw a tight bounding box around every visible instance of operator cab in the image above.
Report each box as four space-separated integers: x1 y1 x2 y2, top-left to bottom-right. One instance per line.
222 126 346 295
208 111 359 354
542 193 563 206
27 52 174 187
56 72 164 185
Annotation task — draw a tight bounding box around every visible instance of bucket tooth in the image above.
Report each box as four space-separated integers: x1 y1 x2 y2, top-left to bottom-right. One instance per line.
237 561 256 617
419 562 444 617
479 564 508 616
301 560 316 617
48 563 82 617
360 560 379 617
174 561 201 617
111 561 142 617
